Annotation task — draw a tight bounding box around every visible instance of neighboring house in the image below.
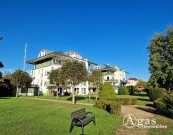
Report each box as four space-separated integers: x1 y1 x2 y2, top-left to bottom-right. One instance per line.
125 78 139 86
96 64 126 87
27 49 97 95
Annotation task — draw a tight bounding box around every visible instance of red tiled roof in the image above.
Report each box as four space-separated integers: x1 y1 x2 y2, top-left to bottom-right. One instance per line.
136 85 145 88
128 78 138 81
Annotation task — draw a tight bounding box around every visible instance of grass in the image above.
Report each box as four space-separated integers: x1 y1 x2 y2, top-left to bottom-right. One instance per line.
0 98 121 135
28 93 152 106
150 114 173 135
115 94 152 106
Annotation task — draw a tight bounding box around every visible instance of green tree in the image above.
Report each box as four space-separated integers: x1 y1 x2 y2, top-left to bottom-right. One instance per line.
48 69 63 98
137 79 147 88
61 60 87 104
88 69 103 100
148 26 173 91
99 82 116 100
10 70 32 97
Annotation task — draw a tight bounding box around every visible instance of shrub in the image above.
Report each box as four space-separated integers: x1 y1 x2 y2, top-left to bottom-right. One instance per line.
147 87 166 101
0 81 13 97
154 94 173 118
115 98 137 105
154 98 166 111
118 86 129 95
162 94 173 118
126 86 136 95
95 100 121 115
99 82 116 100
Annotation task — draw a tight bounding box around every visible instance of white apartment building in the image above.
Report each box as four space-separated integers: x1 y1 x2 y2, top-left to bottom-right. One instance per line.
96 64 126 86
27 49 97 95
27 49 127 95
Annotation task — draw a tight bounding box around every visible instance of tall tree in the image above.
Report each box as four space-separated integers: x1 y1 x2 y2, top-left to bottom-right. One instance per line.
10 70 32 97
148 26 173 91
61 60 87 104
48 69 63 97
88 69 103 100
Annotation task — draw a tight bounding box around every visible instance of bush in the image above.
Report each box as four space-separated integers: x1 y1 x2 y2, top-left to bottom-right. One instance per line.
0 81 13 97
147 87 166 101
126 86 137 95
154 94 173 118
154 98 166 110
99 82 116 100
162 94 173 118
115 98 137 105
118 86 129 95
95 100 121 115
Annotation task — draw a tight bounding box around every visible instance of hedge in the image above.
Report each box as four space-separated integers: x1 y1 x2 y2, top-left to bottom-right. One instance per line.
95 100 121 115
147 87 166 101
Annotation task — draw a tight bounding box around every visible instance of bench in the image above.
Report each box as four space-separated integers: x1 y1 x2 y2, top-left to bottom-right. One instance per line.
69 108 96 135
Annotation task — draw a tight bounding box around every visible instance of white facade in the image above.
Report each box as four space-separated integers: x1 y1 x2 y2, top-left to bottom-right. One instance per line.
27 50 127 95
125 78 139 86
96 65 126 87
28 50 93 95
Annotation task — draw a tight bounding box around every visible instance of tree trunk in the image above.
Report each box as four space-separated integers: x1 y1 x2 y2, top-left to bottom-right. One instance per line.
96 93 98 100
57 86 59 98
95 88 98 101
95 86 99 100
72 85 75 104
88 90 91 102
37 89 39 98
25 88 28 96
16 86 19 98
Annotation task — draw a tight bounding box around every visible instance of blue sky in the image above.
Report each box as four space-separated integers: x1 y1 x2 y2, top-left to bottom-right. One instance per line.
0 0 173 81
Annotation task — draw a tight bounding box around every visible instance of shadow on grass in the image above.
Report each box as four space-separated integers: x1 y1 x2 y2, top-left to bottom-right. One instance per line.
67 96 86 101
0 97 11 99
137 98 151 102
66 96 95 103
155 110 173 119
134 94 148 97
136 106 156 114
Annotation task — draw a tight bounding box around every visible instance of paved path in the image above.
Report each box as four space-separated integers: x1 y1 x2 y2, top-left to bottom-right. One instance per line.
116 105 156 135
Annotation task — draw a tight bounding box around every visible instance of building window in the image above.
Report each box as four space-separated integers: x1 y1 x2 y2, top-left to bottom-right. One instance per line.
53 59 62 65
81 88 86 94
75 88 79 94
84 88 86 94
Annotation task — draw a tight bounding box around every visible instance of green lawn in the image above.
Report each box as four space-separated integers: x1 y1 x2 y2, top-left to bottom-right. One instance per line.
37 95 96 104
115 94 152 105
0 98 121 135
28 93 152 106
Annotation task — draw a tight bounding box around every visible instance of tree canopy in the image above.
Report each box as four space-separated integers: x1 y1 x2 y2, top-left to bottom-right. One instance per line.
148 26 173 90
61 60 87 104
10 70 32 97
88 69 103 100
49 69 63 86
48 69 64 97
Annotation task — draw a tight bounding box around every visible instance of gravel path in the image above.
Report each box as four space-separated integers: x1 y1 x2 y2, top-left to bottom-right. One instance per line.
116 105 156 135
